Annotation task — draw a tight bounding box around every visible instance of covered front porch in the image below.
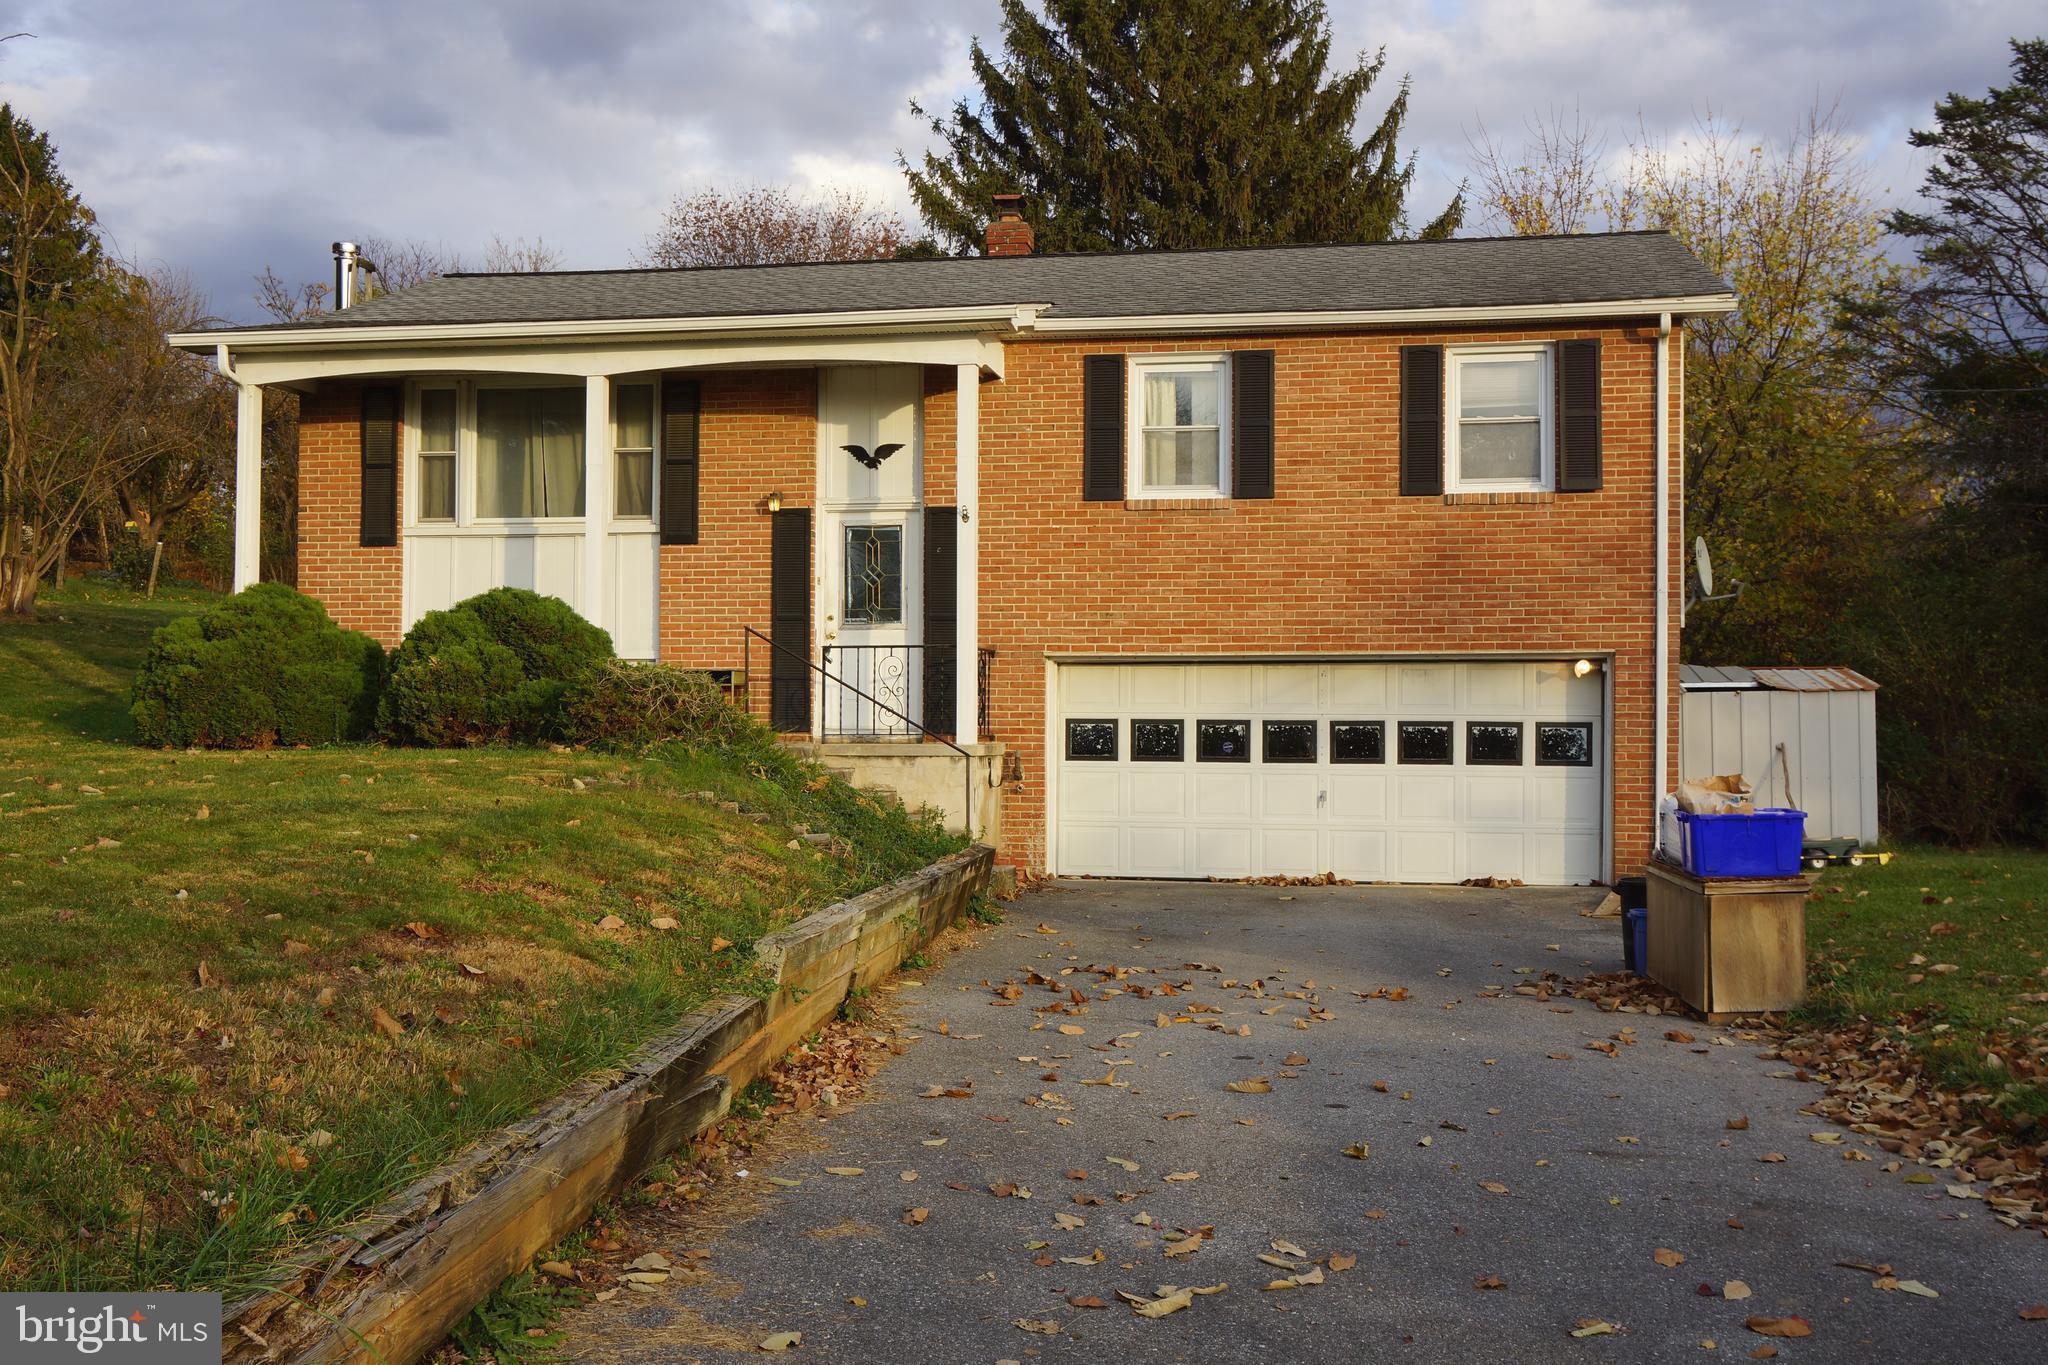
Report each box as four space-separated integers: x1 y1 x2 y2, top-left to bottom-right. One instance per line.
176 305 1033 754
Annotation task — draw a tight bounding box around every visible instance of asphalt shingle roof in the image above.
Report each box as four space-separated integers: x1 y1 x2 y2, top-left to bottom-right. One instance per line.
225 231 1729 333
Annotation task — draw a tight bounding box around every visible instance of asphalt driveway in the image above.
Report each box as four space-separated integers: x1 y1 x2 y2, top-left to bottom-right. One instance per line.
557 880 2046 1363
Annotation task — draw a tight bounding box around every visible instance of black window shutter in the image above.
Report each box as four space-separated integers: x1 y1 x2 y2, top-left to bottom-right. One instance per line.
922 506 959 737
1082 353 1124 501
1398 345 1444 497
768 506 811 733
1557 338 1603 492
1232 349 1275 499
359 385 400 546
660 377 702 544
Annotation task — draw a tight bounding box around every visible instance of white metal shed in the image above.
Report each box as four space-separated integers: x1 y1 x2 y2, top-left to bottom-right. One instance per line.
1679 665 1880 848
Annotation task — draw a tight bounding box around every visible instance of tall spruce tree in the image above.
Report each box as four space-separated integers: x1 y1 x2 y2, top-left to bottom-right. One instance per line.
903 0 1461 253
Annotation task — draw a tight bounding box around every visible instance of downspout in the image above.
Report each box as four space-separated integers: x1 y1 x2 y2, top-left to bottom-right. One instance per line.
1655 312 1672 819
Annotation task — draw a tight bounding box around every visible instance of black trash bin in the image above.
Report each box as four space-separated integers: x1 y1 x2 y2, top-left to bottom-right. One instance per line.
1616 876 1649 975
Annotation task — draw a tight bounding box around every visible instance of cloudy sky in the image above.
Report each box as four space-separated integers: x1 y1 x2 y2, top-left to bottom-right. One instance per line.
2 1 2036 322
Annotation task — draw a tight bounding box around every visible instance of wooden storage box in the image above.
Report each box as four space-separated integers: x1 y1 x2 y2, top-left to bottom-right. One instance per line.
1644 858 1811 1020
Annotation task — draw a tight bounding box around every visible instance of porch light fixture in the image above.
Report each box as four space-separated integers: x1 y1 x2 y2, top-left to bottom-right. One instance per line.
766 491 782 513
1573 658 1599 679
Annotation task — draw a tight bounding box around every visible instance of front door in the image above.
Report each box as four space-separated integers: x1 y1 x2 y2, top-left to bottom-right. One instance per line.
816 365 924 736
827 512 920 735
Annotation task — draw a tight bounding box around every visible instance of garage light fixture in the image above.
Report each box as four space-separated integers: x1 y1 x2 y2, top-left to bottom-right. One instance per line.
765 491 783 513
1573 658 1600 679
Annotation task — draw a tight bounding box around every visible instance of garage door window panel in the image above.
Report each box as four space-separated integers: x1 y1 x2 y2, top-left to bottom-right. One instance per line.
1467 722 1524 766
1447 347 1551 492
1262 720 1316 763
1536 722 1594 766
1197 720 1251 761
1331 721 1385 764
1066 719 1118 760
1398 722 1453 765
1133 719 1185 761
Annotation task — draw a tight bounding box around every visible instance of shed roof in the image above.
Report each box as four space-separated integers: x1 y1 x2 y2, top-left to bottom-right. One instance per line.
1680 665 1878 693
192 230 1730 335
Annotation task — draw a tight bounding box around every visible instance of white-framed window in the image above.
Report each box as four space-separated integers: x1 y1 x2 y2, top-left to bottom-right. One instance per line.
474 383 587 520
415 385 458 522
1447 345 1552 492
612 381 656 520
1127 353 1230 498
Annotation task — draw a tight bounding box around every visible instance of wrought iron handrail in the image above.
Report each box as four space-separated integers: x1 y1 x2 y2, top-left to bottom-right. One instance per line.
741 626 993 836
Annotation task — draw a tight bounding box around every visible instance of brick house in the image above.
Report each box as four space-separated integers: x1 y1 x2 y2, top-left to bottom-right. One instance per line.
173 210 1733 885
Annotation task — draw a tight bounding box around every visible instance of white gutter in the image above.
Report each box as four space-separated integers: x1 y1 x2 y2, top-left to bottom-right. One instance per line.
169 303 1050 353
172 293 1739 355
1655 310 1673 818
1029 294 1737 336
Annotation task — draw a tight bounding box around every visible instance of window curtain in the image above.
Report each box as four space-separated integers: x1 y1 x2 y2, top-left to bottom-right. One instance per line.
477 387 586 517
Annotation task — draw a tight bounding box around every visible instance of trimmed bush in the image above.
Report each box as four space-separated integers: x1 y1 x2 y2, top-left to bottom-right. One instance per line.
381 588 613 746
130 583 384 748
561 660 767 753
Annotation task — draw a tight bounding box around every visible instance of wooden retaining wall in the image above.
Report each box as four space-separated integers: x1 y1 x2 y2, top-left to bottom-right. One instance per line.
222 844 994 1364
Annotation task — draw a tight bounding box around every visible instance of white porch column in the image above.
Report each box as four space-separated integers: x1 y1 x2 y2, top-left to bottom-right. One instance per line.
232 381 263 591
953 363 980 746
583 374 612 633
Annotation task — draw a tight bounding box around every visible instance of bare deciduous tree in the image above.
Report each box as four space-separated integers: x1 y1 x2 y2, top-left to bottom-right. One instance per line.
639 184 910 268
1465 105 1635 237
481 235 563 273
108 271 234 554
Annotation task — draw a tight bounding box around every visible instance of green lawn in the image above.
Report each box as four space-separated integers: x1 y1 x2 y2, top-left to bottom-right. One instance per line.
1804 846 2048 1126
0 580 961 1295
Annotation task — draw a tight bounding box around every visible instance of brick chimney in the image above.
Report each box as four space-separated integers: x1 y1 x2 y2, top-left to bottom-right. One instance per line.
985 193 1034 257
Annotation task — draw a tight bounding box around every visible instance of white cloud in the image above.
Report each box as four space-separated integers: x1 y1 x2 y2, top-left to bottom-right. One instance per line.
0 0 2034 317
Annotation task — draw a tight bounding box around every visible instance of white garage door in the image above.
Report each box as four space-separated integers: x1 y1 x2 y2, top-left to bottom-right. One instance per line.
1054 660 1605 884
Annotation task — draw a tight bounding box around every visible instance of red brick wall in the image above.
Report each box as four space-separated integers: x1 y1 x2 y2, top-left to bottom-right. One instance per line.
658 368 817 685
289 321 1683 880
965 322 1682 878
297 380 402 644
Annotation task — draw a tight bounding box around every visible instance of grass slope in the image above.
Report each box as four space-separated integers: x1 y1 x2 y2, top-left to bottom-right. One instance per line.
0 581 961 1295
1805 847 2048 1126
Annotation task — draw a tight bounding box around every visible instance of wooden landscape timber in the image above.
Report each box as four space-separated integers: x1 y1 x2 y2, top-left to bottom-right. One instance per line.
220 844 994 1364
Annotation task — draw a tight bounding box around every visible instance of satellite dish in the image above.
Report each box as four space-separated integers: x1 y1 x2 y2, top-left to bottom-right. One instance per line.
1688 537 1743 608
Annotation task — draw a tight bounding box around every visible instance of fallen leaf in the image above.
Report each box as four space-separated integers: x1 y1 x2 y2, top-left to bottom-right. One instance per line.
1724 1280 1752 1301
1012 1318 1061 1335
1133 1287 1194 1318
1665 1030 1696 1043
902 1207 929 1225
1328 1252 1357 1272
596 914 627 931
1474 1275 1507 1290
1479 1181 1510 1195
1342 1143 1371 1160
1757 1152 1787 1164
2019 1304 2048 1321
369 1006 405 1039
1227 1077 1273 1094
1726 1116 1750 1131
1058 1024 1086 1037
710 936 734 952
1746 1317 1812 1339
823 1166 864 1177
1067 1294 1109 1310
758 1331 801 1351
1107 1156 1139 1172
1164 1170 1199 1182
1653 1247 1686 1268
1570 1320 1618 1338
539 1260 574 1278
1891 1279 1939 1299
649 916 679 930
